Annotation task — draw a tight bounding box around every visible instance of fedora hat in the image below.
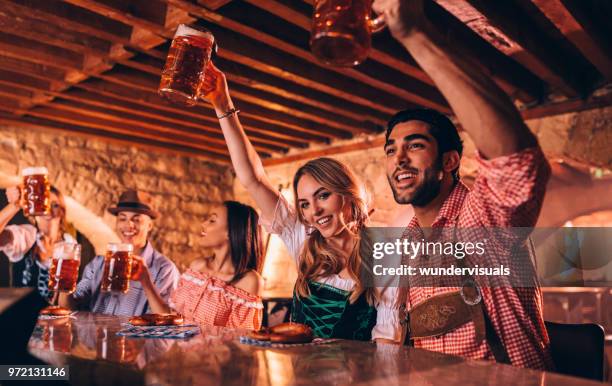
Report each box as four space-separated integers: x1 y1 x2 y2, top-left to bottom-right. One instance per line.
107 190 159 219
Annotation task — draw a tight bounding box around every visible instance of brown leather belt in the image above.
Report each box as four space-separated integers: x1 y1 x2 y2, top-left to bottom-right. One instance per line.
404 289 485 342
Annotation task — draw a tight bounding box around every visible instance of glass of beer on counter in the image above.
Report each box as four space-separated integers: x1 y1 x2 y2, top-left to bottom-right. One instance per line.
101 243 141 293
310 0 386 67
49 241 81 294
21 166 51 216
159 24 216 106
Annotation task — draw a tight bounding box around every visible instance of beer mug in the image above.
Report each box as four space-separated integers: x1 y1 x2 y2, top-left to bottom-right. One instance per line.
159 24 216 106
310 0 386 67
49 241 81 294
101 243 140 293
21 166 51 216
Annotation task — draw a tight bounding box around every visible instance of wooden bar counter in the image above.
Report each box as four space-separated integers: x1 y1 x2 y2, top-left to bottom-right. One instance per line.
27 312 604 386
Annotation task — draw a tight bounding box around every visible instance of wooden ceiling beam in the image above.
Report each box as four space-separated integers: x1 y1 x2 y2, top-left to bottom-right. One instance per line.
423 1 545 103
62 0 174 39
0 0 133 45
23 104 251 157
530 0 612 79
0 67 312 149
457 0 588 96
0 32 85 70
47 98 286 154
99 64 356 140
0 11 111 57
521 92 612 120
73 78 330 144
0 96 22 112
0 56 67 83
56 89 297 151
0 112 228 161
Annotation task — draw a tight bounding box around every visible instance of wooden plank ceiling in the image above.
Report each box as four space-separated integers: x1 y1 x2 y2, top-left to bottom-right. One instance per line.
0 0 610 163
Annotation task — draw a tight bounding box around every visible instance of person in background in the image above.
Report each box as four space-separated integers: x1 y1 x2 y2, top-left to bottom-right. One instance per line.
140 201 265 330
0 185 72 300
59 190 179 316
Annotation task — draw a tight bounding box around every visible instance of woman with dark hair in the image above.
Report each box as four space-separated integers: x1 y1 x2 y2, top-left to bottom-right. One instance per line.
140 201 265 329
0 184 73 300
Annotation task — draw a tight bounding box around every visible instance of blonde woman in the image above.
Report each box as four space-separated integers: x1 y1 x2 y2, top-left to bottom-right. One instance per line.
201 64 401 343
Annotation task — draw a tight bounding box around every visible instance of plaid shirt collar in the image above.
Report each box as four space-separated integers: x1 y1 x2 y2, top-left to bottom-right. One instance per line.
405 181 470 231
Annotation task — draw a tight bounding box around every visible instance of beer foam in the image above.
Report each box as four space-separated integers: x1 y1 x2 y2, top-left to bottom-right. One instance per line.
174 24 214 42
21 166 48 176
107 243 134 252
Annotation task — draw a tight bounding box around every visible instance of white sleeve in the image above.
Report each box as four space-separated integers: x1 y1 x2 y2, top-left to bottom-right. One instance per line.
0 224 37 262
259 194 306 261
371 286 403 343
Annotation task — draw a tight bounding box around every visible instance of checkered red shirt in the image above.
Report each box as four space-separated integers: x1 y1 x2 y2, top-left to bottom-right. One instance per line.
169 269 263 330
403 146 554 370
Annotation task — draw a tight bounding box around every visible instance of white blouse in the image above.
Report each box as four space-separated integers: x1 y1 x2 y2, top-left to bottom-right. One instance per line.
260 194 402 343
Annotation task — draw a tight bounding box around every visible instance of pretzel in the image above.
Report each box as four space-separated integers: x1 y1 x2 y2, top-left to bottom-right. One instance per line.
40 306 72 317
247 328 271 341
247 323 313 344
270 322 313 343
129 313 184 326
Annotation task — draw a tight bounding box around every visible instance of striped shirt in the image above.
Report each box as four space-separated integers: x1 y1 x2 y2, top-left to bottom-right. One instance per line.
73 242 179 316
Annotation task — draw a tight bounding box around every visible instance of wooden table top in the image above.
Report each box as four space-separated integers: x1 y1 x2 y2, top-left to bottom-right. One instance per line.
28 311 605 386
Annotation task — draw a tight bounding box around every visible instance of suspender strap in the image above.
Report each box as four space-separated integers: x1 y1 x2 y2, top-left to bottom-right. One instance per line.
483 309 511 364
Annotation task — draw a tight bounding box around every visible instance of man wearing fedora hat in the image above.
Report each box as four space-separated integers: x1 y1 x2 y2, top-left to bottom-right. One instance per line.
59 190 179 316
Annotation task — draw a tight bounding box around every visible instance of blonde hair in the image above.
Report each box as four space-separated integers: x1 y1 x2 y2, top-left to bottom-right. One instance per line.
292 157 376 305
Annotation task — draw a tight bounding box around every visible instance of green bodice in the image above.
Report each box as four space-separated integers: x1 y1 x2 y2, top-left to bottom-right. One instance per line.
291 280 377 341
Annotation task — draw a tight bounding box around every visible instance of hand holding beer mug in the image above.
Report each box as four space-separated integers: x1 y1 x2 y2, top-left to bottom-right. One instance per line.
310 0 386 67
49 241 81 294
159 24 217 106
101 243 140 293
21 166 51 216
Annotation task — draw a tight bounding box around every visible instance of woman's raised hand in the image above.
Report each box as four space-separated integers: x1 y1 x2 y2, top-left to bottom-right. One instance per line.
199 61 232 112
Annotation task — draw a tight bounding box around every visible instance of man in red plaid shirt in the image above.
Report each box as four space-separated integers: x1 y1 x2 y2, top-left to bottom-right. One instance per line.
374 0 553 369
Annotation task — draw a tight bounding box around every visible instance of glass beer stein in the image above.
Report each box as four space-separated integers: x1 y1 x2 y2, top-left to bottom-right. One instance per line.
159 24 216 106
49 241 81 294
21 166 51 216
101 243 141 293
310 0 386 67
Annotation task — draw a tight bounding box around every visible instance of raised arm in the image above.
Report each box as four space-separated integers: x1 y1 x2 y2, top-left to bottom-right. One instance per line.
373 0 537 159
201 63 281 218
0 187 22 247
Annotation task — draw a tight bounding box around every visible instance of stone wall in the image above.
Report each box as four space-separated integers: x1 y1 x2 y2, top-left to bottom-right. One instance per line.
0 124 234 271
234 106 612 294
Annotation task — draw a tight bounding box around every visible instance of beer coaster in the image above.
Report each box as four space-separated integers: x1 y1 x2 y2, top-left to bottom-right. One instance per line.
122 322 198 328
239 336 339 348
117 325 200 339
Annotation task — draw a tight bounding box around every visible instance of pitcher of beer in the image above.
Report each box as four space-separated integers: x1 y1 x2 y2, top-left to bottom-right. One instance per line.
159 24 216 106
49 241 81 294
310 0 386 67
101 243 141 293
21 166 51 216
